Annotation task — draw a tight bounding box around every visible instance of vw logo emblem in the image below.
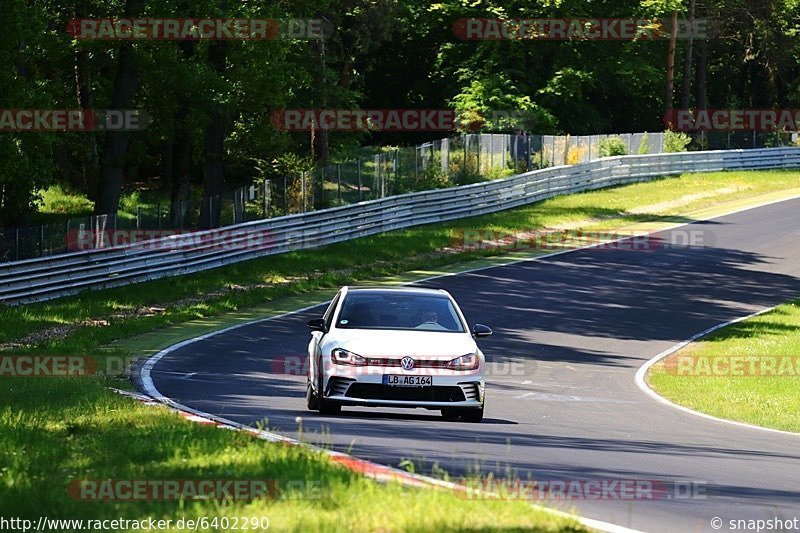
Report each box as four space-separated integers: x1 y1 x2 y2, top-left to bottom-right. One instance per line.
400 357 416 371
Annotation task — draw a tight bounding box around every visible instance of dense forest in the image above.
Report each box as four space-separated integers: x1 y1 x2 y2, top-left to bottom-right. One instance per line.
1 0 798 227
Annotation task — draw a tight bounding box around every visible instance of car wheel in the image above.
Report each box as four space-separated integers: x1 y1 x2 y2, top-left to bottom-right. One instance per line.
460 405 484 423
317 372 341 415
306 379 320 411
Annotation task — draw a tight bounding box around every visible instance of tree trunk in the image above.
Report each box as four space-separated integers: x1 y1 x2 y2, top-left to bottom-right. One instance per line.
311 34 329 166
75 48 100 200
169 41 196 228
680 0 695 109
95 0 147 215
200 41 227 228
695 38 708 110
663 10 679 116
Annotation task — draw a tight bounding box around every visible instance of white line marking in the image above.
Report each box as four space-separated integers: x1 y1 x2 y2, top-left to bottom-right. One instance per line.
634 306 800 438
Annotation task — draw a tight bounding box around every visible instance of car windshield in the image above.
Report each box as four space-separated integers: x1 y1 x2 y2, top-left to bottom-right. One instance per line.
336 292 465 332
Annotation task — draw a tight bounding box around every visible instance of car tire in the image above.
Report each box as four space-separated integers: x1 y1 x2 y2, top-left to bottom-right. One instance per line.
460 405 484 423
306 379 320 411
317 372 341 415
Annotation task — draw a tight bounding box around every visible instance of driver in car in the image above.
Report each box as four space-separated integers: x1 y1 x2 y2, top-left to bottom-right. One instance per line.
417 308 440 327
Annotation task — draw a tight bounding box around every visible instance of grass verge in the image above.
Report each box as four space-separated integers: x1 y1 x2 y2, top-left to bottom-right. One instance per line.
648 300 800 433
1 169 799 531
0 378 583 532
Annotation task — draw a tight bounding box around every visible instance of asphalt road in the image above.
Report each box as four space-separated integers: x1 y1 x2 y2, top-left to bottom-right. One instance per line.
146 198 800 532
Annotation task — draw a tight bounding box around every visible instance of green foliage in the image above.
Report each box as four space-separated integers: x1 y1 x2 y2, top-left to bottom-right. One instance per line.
2 0 800 225
663 130 692 153
598 137 628 157
451 75 557 133
638 133 651 154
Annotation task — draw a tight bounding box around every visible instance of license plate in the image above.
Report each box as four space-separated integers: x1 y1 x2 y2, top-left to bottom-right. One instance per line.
382 375 433 387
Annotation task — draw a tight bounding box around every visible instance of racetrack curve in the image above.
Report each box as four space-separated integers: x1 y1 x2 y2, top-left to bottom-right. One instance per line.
145 198 800 532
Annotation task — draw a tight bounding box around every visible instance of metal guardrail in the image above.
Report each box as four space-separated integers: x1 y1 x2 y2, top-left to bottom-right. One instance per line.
1 147 798 305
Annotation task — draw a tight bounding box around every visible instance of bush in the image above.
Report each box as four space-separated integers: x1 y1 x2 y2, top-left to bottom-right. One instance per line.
598 137 628 157
566 145 587 165
663 130 692 153
637 133 650 154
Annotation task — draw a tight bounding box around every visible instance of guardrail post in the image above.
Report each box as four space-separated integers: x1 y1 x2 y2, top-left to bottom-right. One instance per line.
136 207 141 229
40 224 45 257
283 176 288 215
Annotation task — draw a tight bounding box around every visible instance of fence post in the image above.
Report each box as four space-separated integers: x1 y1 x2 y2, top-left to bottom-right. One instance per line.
357 159 363 202
526 134 532 170
462 134 467 178
136 207 141 229
395 148 400 189
476 134 481 175
15 227 19 261
283 176 288 215
157 203 162 229
414 147 419 182
302 171 306 212
337 164 342 204
261 179 269 218
490 134 494 170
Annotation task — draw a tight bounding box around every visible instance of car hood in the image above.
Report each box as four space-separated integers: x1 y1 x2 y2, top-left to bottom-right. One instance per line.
328 328 477 359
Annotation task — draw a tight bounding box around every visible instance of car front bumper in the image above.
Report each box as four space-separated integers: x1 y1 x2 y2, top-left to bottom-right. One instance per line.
323 369 485 409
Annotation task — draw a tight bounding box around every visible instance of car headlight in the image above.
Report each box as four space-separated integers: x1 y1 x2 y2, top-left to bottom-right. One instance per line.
331 348 367 366
447 353 479 371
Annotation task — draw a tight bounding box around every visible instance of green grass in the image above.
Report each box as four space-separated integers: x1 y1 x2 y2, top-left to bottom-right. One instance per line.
32 185 173 225
2 169 799 531
0 378 581 532
648 301 800 433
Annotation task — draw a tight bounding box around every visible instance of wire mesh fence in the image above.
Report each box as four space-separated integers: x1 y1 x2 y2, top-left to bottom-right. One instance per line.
1 130 797 262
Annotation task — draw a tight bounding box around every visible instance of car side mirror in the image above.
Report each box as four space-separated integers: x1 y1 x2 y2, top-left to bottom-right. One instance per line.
307 318 327 333
472 324 492 338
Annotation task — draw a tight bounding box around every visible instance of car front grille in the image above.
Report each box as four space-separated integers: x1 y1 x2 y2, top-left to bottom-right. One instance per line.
345 384 467 402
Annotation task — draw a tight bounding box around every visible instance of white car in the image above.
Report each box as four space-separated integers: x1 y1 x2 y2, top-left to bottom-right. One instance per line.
306 286 491 422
